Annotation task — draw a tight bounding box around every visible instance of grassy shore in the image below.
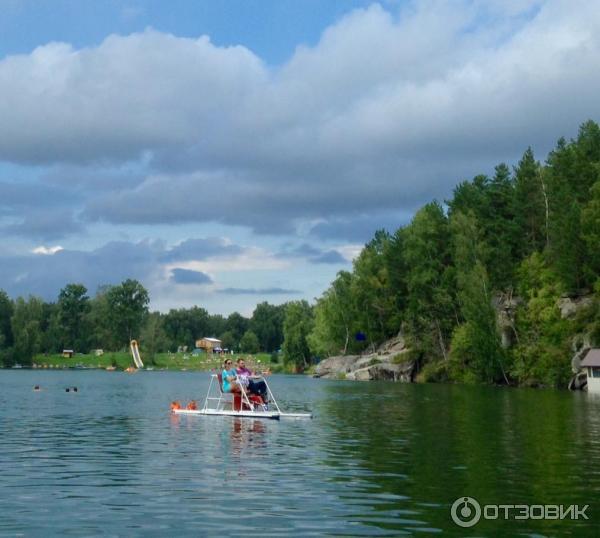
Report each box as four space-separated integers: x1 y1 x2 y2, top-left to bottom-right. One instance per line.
30 351 285 372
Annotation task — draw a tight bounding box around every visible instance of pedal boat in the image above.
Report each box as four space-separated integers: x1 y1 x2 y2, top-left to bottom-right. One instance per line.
172 373 312 420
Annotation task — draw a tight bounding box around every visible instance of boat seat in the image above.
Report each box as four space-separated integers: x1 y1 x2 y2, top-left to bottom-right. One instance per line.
217 372 225 392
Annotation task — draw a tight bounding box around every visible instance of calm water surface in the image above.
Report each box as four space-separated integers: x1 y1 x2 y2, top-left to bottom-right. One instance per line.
0 371 599 536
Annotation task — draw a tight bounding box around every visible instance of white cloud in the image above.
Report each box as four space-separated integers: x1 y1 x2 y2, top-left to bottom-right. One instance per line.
166 247 290 274
337 244 363 262
32 245 63 255
0 31 267 164
0 1 599 241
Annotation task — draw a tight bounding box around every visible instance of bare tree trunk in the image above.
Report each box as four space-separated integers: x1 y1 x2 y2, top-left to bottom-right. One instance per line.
343 326 349 355
506 289 520 345
435 319 448 360
498 356 510 385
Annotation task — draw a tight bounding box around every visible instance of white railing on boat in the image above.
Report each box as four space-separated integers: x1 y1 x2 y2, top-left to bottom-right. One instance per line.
202 373 282 419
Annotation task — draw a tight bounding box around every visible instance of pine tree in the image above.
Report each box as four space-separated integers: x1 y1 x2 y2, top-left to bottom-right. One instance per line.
514 148 546 256
403 202 456 360
450 211 507 383
485 163 519 289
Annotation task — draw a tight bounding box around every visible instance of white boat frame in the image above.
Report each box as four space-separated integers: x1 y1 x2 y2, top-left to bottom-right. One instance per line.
172 373 312 420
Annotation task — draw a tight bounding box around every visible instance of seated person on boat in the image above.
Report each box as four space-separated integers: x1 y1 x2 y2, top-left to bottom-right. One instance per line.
236 358 268 403
221 359 241 393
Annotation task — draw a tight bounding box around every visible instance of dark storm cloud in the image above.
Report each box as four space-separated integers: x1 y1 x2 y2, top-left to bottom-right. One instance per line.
169 268 213 285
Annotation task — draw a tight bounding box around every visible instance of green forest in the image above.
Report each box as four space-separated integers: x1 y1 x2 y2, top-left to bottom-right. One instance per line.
308 120 600 388
0 279 287 367
2 120 600 388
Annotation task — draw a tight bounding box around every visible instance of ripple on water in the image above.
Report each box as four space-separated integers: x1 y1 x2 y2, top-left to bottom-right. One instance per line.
0 371 598 536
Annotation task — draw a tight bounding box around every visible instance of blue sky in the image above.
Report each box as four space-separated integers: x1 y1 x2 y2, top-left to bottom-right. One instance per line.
0 0 599 315
0 0 376 64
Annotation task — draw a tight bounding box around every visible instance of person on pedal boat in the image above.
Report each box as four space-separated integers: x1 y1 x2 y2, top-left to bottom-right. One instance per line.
221 359 241 393
236 357 268 403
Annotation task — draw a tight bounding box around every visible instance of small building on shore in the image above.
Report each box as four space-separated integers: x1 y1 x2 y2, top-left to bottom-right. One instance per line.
195 337 222 353
62 349 74 358
581 349 600 393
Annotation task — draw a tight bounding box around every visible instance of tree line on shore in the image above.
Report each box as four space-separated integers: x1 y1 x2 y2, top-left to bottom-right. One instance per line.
2 120 600 385
0 279 288 367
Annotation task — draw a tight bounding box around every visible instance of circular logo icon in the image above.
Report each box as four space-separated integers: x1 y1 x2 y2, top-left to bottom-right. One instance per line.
451 497 482 528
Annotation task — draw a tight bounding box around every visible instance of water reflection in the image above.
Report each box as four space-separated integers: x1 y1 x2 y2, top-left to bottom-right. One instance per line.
227 418 268 458
2 371 600 536
317 381 600 536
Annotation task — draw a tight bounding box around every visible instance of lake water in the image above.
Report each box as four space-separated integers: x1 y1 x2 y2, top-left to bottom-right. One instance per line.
0 371 599 536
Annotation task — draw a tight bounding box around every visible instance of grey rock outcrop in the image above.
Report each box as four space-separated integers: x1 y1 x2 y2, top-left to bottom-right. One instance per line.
568 371 588 391
571 334 591 373
313 355 362 378
493 293 522 349
557 295 593 319
568 333 592 390
345 360 414 382
313 333 415 382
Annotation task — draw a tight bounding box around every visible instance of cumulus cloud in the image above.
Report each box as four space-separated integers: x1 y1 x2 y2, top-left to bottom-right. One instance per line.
0 32 266 165
170 268 213 285
0 1 598 240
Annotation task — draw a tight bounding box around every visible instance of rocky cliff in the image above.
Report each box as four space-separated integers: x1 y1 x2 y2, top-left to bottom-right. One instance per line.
313 335 415 382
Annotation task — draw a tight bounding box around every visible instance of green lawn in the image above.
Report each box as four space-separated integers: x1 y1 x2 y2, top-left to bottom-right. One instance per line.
32 351 284 371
